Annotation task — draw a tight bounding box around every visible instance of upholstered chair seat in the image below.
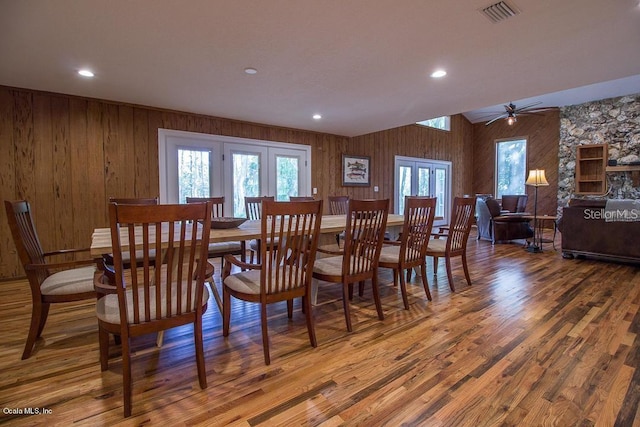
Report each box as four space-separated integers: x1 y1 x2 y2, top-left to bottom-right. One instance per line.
96 269 209 324
40 266 96 295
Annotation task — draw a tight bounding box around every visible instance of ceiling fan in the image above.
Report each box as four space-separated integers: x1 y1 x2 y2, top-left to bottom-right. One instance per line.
484 101 554 126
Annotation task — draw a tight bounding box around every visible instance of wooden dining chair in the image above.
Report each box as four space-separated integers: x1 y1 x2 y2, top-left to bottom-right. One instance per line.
222 200 323 365
425 196 477 292
186 196 246 267
245 196 275 263
96 201 212 417
328 195 349 215
4 200 97 360
312 199 389 332
103 197 159 270
326 195 350 248
378 197 436 309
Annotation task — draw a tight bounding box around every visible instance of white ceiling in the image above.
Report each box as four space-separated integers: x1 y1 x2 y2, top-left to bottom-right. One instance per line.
1 0 639 137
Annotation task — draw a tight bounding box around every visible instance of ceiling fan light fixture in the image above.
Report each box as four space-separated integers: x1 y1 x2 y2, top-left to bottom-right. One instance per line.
507 114 517 125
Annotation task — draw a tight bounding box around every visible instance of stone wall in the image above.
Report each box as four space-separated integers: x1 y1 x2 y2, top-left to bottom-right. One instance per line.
558 93 640 209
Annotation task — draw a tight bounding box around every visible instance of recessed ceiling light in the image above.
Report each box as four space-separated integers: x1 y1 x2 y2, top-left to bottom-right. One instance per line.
430 70 447 78
78 69 94 77
244 67 257 75
313 114 322 120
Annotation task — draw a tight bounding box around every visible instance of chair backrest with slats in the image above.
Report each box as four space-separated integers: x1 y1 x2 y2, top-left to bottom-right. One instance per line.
186 196 225 218
4 200 47 284
399 197 437 264
245 196 275 220
342 199 389 280
328 195 349 215
260 200 323 296
108 202 212 325
446 197 477 254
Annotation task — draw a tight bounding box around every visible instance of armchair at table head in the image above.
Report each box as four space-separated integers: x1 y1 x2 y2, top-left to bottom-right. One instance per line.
4 200 97 360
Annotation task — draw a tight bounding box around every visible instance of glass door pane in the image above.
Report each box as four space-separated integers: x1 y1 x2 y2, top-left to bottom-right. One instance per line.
224 143 268 217
268 146 308 200
397 165 412 214
434 166 448 220
417 165 430 196
275 155 299 201
177 148 210 203
231 152 260 217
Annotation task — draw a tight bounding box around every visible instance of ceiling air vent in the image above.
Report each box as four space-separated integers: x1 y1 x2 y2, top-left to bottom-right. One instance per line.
480 1 520 23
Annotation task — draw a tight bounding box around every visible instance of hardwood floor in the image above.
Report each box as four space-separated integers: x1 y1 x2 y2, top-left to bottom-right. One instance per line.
1 236 639 426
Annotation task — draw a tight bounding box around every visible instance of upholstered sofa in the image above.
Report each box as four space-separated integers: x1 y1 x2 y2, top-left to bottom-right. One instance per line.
476 195 534 244
558 198 640 264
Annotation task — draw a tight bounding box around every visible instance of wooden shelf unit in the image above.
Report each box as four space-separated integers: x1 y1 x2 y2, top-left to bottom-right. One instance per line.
575 143 608 194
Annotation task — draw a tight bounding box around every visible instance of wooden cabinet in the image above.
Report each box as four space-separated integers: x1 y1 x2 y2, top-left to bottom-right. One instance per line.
575 143 608 194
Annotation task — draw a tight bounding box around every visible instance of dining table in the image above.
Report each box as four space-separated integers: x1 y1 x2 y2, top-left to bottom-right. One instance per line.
90 214 406 258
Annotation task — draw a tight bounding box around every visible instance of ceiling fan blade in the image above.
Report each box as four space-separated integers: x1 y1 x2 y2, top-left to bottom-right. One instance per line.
514 101 543 112
485 114 508 126
521 107 556 113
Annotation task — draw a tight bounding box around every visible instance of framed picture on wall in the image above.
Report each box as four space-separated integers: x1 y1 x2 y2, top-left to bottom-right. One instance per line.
342 154 370 186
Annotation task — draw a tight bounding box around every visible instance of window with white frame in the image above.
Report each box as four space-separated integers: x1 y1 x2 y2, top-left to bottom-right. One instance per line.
495 138 527 198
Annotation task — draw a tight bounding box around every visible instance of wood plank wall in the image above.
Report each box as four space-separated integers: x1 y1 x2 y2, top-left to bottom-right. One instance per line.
0 86 475 279
471 109 560 216
349 115 475 203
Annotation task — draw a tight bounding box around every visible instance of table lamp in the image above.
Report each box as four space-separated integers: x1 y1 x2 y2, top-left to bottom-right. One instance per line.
525 169 549 253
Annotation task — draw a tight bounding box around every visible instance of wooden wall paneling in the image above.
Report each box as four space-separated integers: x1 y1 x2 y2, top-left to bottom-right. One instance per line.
117 104 135 197
103 103 124 200
186 113 211 135
86 100 107 227
69 98 91 250
133 108 151 198
146 109 163 199
100 103 134 201
32 94 57 253
13 91 35 202
50 96 73 251
0 88 18 276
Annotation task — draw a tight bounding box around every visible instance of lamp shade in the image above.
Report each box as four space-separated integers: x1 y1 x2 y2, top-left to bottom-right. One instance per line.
525 169 549 187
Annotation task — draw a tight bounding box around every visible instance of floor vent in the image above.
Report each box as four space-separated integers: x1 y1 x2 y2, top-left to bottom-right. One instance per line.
480 1 520 23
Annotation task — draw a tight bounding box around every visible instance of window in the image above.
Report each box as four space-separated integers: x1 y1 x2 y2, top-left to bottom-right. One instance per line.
495 138 527 198
416 116 450 131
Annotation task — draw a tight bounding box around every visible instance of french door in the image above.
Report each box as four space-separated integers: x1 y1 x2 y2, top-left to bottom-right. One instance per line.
159 130 310 217
394 156 451 227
